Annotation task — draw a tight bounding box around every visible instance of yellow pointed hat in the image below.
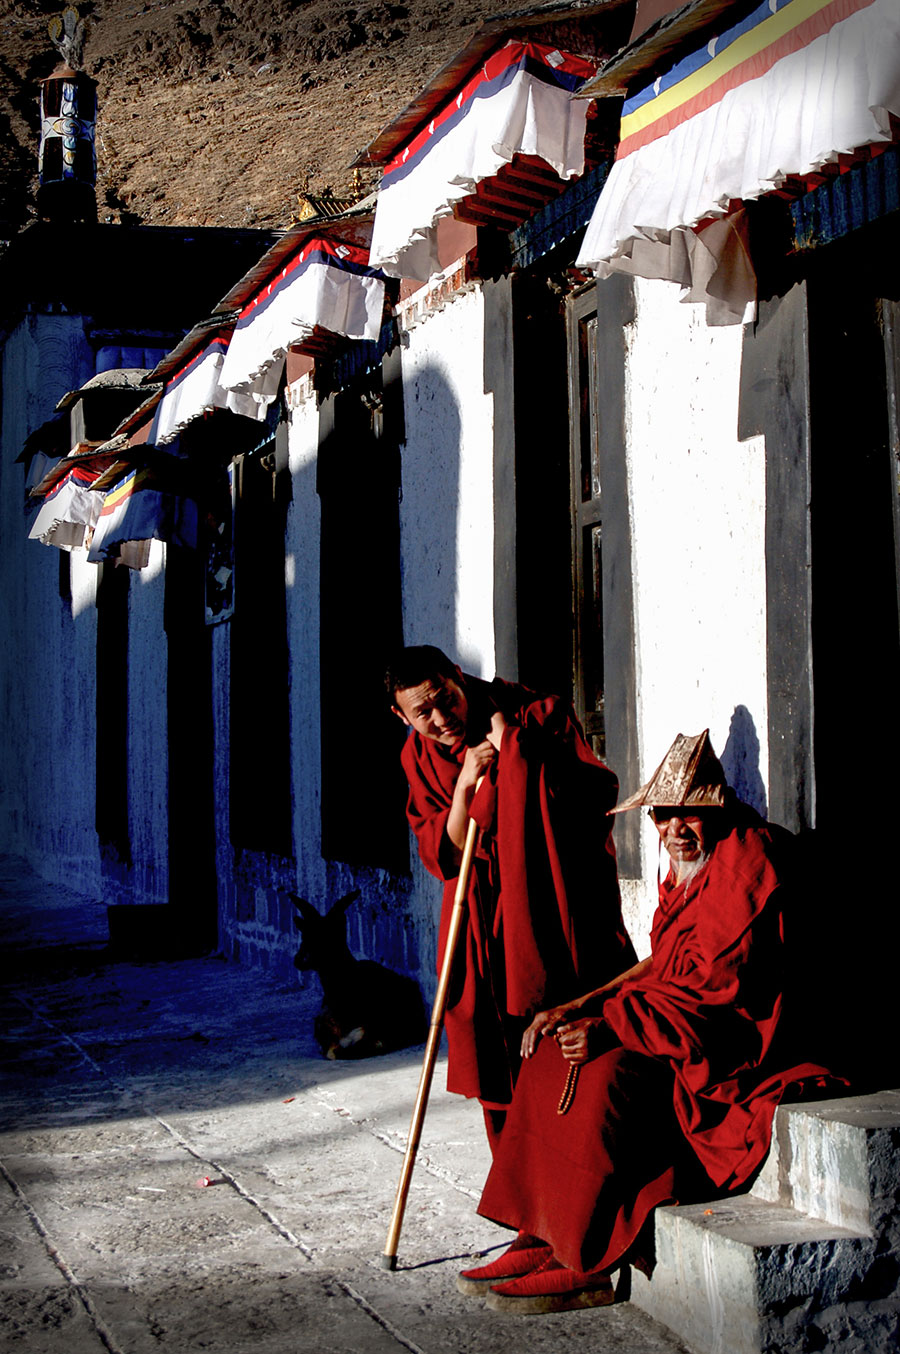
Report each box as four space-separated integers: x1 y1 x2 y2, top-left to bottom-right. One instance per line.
611 730 728 814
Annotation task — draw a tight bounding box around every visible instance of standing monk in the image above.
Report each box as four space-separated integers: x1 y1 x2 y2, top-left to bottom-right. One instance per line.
386 645 635 1148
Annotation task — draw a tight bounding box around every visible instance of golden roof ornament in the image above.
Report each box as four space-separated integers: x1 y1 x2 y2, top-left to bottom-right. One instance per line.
611 729 728 813
48 7 87 71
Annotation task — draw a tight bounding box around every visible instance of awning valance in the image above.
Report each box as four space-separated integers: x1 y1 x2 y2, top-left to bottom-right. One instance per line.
577 0 900 323
218 236 386 409
27 464 103 551
87 465 198 563
149 331 261 445
369 40 597 281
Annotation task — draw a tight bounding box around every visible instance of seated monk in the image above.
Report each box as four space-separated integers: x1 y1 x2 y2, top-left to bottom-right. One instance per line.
460 730 843 1314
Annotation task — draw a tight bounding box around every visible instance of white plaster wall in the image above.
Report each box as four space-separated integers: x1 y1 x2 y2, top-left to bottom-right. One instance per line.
0 313 101 895
122 541 170 906
390 281 508 996
281 390 427 991
398 283 498 679
285 389 323 897
211 600 232 938
622 277 769 950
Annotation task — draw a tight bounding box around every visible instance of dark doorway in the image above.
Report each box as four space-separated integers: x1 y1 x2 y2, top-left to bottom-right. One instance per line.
745 219 900 1087
229 436 294 860
503 270 573 699
165 542 217 951
806 239 900 831
317 363 407 872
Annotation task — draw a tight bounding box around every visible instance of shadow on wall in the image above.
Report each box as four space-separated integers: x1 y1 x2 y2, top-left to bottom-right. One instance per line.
312 358 466 1008
783 826 900 1092
721 704 767 818
719 711 895 1092
714 706 885 1090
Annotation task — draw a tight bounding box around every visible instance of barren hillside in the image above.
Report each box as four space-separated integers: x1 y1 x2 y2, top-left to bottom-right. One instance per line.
0 0 530 237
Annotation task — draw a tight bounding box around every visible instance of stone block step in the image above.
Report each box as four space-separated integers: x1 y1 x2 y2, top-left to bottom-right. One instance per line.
629 1092 900 1354
751 1089 900 1236
630 1193 874 1354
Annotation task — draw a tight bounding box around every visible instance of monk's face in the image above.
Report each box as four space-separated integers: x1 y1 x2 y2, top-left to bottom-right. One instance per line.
392 673 469 747
651 807 719 865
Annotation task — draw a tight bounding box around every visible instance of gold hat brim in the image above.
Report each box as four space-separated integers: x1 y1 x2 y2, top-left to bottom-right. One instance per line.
610 730 728 814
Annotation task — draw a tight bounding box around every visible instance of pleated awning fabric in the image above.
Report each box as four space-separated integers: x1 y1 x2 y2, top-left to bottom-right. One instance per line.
149 332 262 445
87 466 198 563
577 0 900 324
218 236 387 410
27 464 103 550
369 39 598 281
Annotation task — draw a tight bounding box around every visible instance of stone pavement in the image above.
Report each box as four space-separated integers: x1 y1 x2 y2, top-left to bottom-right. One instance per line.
0 855 688 1354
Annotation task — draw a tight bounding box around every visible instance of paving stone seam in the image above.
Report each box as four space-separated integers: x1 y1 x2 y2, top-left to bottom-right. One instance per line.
6 994 320 1270
6 992 440 1354
312 1099 481 1203
9 990 111 1080
0 1156 126 1354
149 1115 442 1352
153 1113 318 1261
329 1277 431 1354
148 1117 438 1353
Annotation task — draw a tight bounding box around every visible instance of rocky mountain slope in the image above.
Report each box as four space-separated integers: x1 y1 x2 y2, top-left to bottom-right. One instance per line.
0 0 529 237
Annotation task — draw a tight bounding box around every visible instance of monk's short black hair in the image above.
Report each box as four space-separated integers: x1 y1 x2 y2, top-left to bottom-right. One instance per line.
385 645 459 703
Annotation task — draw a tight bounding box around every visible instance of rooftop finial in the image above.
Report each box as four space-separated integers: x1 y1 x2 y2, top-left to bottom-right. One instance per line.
48 7 87 71
38 9 97 224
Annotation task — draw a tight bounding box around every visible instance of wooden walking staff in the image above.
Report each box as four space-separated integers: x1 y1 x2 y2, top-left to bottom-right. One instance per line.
381 778 484 1271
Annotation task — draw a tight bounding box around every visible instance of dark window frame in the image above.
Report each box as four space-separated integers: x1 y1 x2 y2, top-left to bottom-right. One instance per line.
565 275 641 877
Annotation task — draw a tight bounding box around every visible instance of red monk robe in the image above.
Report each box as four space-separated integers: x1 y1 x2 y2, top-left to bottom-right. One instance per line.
476 813 840 1272
402 676 635 1110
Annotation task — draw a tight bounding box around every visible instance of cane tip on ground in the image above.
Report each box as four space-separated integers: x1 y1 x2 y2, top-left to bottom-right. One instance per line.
380 1253 398 1271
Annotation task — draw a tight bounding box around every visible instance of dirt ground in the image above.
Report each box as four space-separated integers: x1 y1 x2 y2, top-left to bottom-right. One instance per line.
0 0 535 237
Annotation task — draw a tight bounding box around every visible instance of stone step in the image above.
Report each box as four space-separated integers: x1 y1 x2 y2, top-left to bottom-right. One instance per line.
630 1195 874 1354
751 1089 900 1236
628 1091 900 1354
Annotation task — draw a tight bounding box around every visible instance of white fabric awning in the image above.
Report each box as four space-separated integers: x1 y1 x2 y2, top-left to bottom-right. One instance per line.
218 237 386 409
578 0 900 324
149 332 261 444
28 465 102 550
87 466 198 562
369 40 597 281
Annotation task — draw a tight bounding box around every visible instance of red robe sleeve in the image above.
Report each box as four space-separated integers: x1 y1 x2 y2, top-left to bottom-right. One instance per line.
492 694 631 1015
400 733 461 883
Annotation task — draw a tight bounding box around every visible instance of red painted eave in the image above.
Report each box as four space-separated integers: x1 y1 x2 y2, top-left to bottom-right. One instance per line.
211 204 377 316
351 0 635 168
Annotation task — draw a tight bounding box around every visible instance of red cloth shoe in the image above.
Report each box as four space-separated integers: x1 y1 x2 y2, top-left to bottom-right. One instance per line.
456 1234 551 1296
485 1255 614 1314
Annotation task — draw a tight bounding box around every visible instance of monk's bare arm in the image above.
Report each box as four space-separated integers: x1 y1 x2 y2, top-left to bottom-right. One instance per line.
444 713 506 861
584 955 654 1006
444 742 495 860
520 956 653 1058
